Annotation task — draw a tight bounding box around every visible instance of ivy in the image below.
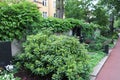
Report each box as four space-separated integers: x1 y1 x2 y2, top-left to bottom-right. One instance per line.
0 1 42 41
39 18 106 39
39 18 72 33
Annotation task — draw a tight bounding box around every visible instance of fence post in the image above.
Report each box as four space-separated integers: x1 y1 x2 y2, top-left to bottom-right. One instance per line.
104 45 109 54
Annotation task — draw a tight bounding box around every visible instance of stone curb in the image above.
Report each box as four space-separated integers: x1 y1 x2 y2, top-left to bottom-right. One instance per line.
90 49 112 80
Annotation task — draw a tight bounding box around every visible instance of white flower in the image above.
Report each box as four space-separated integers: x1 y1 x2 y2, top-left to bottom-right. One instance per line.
5 65 14 71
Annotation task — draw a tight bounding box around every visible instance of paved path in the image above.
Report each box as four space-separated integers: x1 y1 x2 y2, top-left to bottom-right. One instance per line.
96 38 120 80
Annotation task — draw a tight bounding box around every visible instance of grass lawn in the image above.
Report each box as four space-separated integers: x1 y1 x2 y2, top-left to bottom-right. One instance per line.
89 51 105 72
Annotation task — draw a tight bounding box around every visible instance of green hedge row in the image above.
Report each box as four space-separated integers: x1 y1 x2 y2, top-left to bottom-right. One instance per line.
0 1 41 41
39 18 102 33
39 18 110 40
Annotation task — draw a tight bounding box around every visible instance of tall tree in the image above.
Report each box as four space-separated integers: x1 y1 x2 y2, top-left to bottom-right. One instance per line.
65 0 109 26
100 0 120 16
65 0 93 21
56 0 64 18
91 4 109 26
99 0 120 32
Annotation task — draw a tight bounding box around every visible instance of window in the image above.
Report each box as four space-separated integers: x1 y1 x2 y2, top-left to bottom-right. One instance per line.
53 1 56 8
42 0 47 6
53 13 56 17
42 12 47 18
33 0 37 2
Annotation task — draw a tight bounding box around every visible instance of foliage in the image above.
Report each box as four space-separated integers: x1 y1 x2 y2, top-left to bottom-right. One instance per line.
39 18 72 33
0 0 25 4
15 31 90 80
38 17 111 44
0 1 42 41
0 71 20 80
100 0 120 15
39 17 102 40
65 0 94 20
114 18 120 28
65 0 110 26
92 5 109 26
98 26 110 37
67 19 100 40
87 36 111 51
66 18 84 27
89 51 105 71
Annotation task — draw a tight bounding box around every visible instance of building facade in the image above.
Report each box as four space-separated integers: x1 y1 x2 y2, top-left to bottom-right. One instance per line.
30 0 56 18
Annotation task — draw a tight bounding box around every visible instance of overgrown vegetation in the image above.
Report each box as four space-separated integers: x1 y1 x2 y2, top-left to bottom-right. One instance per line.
39 18 72 33
87 36 111 51
0 1 41 41
39 17 110 40
15 31 90 80
89 51 105 70
0 70 20 80
0 0 118 80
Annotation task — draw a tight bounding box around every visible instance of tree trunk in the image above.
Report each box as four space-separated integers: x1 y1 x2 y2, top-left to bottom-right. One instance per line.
56 0 64 18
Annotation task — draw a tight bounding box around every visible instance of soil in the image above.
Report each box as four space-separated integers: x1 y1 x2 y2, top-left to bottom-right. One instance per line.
14 69 68 80
14 69 52 80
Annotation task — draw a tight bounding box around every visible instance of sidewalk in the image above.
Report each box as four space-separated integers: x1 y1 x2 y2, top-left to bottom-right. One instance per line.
96 38 120 80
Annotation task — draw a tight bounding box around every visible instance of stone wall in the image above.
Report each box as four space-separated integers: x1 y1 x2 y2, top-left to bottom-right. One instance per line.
11 39 22 56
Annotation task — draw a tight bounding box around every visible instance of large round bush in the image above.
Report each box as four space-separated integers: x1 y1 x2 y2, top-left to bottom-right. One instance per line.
16 32 90 80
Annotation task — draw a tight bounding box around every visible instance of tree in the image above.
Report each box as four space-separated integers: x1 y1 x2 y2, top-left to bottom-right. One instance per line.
100 0 120 15
65 0 109 26
65 0 93 21
91 5 109 26
56 0 64 18
99 0 120 33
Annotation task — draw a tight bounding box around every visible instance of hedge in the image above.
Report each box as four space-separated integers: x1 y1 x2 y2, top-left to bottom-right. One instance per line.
0 1 42 41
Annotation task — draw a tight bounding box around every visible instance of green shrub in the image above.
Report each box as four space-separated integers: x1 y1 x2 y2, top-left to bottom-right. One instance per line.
87 36 111 51
114 18 120 28
0 70 20 80
66 18 84 27
0 1 42 41
89 51 105 70
0 0 25 4
39 18 102 41
0 73 20 80
16 32 90 80
39 18 72 33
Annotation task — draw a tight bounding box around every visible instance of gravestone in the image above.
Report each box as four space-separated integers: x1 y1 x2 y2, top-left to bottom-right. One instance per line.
94 29 100 39
0 42 12 68
11 39 22 56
